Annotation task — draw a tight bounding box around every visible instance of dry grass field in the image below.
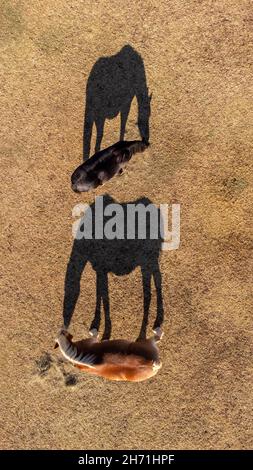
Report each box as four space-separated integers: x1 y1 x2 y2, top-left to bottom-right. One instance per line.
0 0 252 449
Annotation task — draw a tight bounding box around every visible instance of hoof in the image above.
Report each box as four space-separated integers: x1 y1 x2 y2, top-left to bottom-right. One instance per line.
58 325 68 336
89 328 99 338
152 327 164 340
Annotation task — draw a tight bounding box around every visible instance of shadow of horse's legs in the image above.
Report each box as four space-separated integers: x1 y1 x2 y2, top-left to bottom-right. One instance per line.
89 270 111 340
138 266 152 340
95 117 104 153
83 105 93 161
120 101 131 141
89 273 102 333
63 254 87 329
153 263 164 330
137 261 164 340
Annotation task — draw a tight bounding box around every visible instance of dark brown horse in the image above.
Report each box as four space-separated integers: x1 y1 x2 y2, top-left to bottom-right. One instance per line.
71 139 149 192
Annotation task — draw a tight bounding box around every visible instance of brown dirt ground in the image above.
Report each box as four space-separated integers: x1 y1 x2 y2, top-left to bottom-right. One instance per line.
0 0 253 450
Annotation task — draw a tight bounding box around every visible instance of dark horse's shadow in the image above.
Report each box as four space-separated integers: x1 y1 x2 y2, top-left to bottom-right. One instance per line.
83 45 151 160
63 195 164 340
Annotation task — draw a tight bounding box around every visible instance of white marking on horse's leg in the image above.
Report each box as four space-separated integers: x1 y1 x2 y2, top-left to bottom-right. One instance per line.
152 326 164 342
89 328 99 338
61 323 68 331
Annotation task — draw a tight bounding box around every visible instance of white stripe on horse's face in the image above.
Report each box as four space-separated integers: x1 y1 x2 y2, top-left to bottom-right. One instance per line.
74 182 94 192
72 172 97 192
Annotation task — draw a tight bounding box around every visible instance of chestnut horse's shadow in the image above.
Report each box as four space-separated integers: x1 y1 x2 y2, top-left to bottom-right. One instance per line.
83 44 151 160
63 195 164 340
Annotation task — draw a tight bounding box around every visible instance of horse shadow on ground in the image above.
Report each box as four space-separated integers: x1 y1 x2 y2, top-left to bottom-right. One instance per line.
83 44 151 160
62 195 164 340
